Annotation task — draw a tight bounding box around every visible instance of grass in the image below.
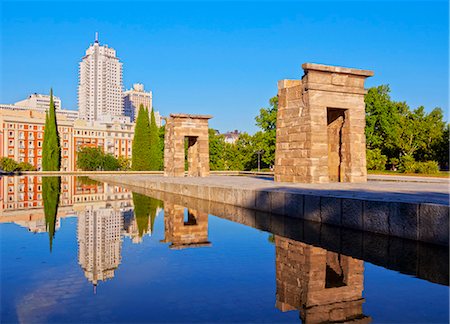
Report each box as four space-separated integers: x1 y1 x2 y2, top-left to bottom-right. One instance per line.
367 170 449 178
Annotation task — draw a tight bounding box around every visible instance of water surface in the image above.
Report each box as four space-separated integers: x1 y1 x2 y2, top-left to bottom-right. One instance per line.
1 176 448 323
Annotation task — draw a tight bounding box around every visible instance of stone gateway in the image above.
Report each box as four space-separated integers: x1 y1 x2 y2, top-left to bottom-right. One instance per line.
275 63 374 183
164 113 212 177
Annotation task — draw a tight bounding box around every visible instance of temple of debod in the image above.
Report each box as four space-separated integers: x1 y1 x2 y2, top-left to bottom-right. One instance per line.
92 63 449 247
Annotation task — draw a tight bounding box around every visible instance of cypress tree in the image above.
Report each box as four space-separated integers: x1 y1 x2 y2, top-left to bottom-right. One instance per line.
149 109 162 170
43 176 61 252
132 104 152 170
42 89 61 171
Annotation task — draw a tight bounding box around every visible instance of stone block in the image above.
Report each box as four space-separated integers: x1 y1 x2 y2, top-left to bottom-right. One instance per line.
419 203 449 246
341 198 363 230
363 200 390 235
303 195 321 222
255 190 271 213
389 203 419 241
197 186 210 201
241 189 256 209
284 192 303 219
320 197 341 226
270 190 286 215
223 187 234 205
210 186 225 203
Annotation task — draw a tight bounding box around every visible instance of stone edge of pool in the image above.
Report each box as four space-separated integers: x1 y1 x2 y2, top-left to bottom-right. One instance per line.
91 175 449 246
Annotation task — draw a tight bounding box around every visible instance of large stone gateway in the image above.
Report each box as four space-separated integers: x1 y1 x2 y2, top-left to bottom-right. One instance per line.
275 63 373 183
164 113 212 177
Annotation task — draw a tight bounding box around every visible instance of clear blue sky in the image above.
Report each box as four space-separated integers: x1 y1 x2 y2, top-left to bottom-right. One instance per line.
1 1 448 133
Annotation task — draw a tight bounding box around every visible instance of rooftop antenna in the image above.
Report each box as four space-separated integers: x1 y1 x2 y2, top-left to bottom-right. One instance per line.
95 32 99 44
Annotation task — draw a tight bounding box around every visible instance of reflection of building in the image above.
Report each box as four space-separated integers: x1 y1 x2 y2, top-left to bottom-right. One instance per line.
78 34 123 121
162 203 210 249
275 236 370 323
77 205 123 286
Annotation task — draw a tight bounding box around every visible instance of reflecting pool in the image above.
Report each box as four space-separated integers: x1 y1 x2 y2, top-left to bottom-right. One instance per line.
1 176 448 323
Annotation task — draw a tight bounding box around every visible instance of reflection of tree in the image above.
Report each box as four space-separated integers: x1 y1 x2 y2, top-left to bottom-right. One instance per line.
42 176 61 252
132 193 162 237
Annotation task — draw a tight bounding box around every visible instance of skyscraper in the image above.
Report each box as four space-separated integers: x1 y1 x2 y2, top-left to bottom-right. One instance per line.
78 33 123 121
123 83 152 122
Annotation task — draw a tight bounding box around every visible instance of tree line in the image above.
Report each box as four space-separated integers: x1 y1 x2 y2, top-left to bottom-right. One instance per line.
208 85 448 174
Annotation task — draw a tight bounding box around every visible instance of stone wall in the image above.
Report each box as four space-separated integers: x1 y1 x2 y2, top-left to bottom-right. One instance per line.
275 63 373 183
164 114 212 177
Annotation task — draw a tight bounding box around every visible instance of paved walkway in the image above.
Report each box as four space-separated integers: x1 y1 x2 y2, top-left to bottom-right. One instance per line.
95 174 449 205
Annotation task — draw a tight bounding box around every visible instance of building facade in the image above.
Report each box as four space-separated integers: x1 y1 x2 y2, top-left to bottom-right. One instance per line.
78 35 123 121
123 83 162 127
14 93 62 110
0 109 134 171
123 83 152 122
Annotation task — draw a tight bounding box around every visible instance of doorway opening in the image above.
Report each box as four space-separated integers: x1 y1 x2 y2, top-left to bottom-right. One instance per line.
185 136 200 176
327 108 346 182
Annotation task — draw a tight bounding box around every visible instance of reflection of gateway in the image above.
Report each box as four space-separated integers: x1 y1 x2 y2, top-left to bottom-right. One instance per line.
162 203 211 249
275 236 370 323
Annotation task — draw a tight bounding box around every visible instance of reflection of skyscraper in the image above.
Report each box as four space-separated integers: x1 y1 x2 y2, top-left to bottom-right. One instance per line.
162 203 210 249
77 205 123 287
275 236 370 323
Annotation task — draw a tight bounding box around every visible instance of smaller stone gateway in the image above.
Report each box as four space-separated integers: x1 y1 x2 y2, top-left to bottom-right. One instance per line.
164 113 212 177
275 63 374 183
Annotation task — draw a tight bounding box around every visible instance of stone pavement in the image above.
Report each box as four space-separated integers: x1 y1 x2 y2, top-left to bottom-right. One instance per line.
91 174 449 245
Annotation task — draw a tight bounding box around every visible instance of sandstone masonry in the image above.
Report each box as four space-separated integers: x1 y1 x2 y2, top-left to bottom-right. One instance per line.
275 63 374 183
164 114 212 177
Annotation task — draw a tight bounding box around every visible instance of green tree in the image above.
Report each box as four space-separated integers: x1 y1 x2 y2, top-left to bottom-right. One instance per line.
209 129 226 170
132 193 162 237
431 123 449 169
159 124 166 170
132 105 152 170
149 109 162 170
77 147 104 171
254 96 278 166
42 88 61 171
103 153 120 171
42 176 61 252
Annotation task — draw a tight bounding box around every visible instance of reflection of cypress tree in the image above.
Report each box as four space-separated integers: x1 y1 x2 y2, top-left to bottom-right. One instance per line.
132 193 162 237
42 176 61 252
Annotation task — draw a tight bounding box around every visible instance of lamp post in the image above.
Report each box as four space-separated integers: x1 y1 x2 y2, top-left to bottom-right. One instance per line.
255 150 264 172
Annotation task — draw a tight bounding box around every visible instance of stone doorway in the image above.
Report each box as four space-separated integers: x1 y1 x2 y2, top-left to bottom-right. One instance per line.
164 114 212 177
186 136 200 177
327 108 347 182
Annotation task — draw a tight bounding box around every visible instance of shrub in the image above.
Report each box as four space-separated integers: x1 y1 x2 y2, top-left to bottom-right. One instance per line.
366 149 387 171
399 155 416 173
18 162 36 171
0 157 19 172
415 161 440 174
399 156 440 174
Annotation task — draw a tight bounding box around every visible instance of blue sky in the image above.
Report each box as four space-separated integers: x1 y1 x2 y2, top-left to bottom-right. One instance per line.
1 1 448 133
